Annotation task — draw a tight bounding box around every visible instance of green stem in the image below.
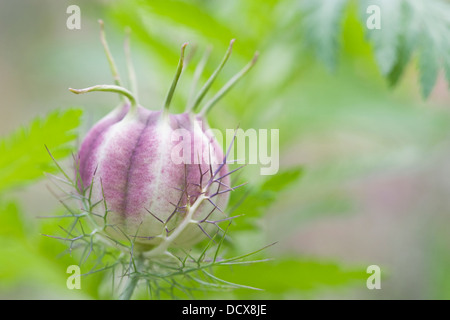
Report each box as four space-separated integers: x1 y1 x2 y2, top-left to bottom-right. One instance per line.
188 39 235 113
69 85 137 112
120 273 140 300
199 51 259 117
163 42 188 115
187 46 211 111
124 27 139 103
98 20 122 87
119 253 144 300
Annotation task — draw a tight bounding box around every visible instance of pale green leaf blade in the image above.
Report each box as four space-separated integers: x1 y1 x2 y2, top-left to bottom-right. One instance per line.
0 108 82 192
228 167 303 231
360 0 403 75
215 258 368 298
301 0 350 71
418 38 439 98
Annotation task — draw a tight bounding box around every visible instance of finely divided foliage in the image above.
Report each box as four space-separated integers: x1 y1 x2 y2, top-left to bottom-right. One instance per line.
301 0 349 72
363 0 450 97
0 109 81 193
301 0 450 98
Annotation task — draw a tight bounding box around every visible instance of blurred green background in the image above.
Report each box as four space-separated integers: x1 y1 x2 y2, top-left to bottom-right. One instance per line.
1 0 450 299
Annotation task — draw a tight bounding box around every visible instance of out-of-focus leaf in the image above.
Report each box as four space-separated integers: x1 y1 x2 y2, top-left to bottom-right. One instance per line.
215 257 368 298
419 38 440 98
228 166 303 230
139 0 235 41
299 0 450 98
0 200 67 292
0 108 82 193
429 228 450 299
0 200 102 298
0 237 67 291
260 166 303 193
360 0 402 75
301 0 350 71
0 201 25 238
387 32 414 87
365 0 450 97
385 0 417 86
411 0 449 98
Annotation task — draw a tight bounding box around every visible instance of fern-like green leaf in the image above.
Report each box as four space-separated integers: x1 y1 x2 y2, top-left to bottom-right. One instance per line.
228 166 303 231
0 108 82 193
411 0 450 97
363 0 450 97
301 0 350 71
300 0 450 98
360 0 403 75
215 257 368 298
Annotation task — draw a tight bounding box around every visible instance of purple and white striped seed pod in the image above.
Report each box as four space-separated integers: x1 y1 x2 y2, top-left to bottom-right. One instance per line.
76 104 230 249
70 26 258 251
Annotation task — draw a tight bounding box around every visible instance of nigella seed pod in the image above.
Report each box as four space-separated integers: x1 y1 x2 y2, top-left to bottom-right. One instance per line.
78 107 230 249
70 23 258 254
77 103 130 187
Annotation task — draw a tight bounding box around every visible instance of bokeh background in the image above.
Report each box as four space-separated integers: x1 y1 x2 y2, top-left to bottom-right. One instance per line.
1 0 450 299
